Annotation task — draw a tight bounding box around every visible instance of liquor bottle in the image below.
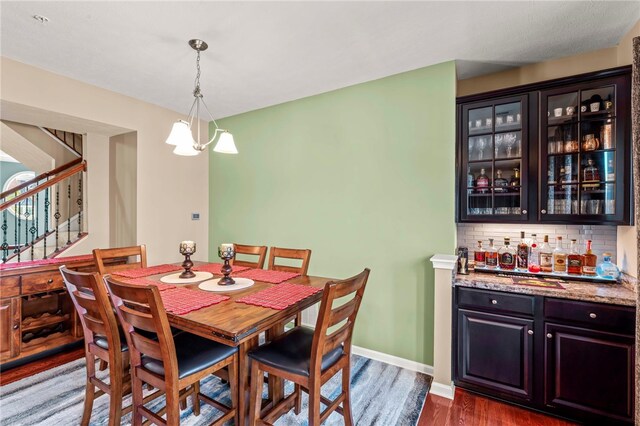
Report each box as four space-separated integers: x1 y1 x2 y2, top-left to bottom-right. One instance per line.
596 253 621 280
516 231 528 271
474 240 486 268
467 166 475 192
567 239 583 275
528 234 540 273
494 170 509 192
539 235 553 273
485 238 498 269
477 168 490 193
509 168 520 190
583 159 601 191
498 237 516 270
582 239 597 276
553 236 568 274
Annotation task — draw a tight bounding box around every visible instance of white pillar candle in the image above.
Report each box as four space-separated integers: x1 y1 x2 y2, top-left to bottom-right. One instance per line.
219 243 234 252
180 240 196 254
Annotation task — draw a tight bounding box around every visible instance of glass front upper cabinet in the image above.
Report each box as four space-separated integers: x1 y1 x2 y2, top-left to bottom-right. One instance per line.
539 77 629 224
460 95 529 221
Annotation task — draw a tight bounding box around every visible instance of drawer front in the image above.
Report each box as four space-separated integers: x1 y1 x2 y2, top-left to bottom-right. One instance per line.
457 287 535 316
21 272 64 294
0 277 21 298
545 298 635 335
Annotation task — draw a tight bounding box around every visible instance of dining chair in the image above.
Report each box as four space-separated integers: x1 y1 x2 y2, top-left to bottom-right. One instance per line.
60 266 162 426
268 246 312 327
232 243 268 269
248 268 370 426
93 245 148 276
104 276 238 426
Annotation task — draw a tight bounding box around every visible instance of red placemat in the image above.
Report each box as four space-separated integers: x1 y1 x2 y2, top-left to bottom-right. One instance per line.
122 278 176 292
236 283 321 310
160 288 229 315
236 269 301 284
112 264 182 279
0 254 94 271
192 263 250 275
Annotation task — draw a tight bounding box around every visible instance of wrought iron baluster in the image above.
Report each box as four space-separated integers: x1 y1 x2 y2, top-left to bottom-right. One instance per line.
54 184 60 252
24 199 30 256
77 173 82 237
17 201 21 262
1 210 8 263
13 201 17 254
67 180 71 245
30 194 36 260
44 186 50 259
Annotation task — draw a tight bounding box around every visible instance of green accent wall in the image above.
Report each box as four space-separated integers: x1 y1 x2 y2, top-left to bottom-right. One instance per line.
209 61 456 365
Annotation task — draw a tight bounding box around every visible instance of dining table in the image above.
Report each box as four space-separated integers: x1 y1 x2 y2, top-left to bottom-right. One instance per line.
109 261 333 425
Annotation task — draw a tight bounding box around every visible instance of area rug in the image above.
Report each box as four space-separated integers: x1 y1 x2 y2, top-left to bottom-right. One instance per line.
0 354 431 425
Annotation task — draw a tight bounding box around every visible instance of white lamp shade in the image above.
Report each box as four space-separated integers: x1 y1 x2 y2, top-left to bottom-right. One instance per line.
166 120 194 146
213 131 238 154
172 139 200 156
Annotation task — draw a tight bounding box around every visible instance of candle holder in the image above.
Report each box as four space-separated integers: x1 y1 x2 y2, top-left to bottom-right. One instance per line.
179 241 196 279
218 245 235 285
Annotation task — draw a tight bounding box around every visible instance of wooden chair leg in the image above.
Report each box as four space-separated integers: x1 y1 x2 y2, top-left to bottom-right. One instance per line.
228 354 239 424
248 360 263 425
294 384 302 415
99 360 108 371
295 312 302 327
342 365 353 426
81 354 96 426
192 382 201 416
165 388 181 425
308 380 321 426
179 397 187 410
108 368 124 426
131 373 144 426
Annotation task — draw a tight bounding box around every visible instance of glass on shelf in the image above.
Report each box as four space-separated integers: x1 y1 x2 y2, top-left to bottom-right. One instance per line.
547 184 578 215
548 92 578 123
495 102 521 131
581 86 615 117
547 124 578 154
468 106 493 135
580 184 615 215
581 118 615 151
468 135 493 161
495 131 521 159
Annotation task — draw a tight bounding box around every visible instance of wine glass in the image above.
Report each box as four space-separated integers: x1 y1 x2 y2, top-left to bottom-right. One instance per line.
468 138 475 161
504 133 516 158
476 137 487 160
494 134 504 158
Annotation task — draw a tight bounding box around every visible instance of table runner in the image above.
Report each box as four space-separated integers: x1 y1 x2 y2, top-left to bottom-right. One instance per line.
235 269 300 284
192 263 250 275
112 264 182 279
160 288 230 315
236 283 321 310
0 254 94 271
122 277 176 292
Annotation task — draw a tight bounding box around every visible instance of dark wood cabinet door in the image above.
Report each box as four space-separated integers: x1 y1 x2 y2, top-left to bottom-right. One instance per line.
457 309 534 400
545 322 634 423
0 298 20 361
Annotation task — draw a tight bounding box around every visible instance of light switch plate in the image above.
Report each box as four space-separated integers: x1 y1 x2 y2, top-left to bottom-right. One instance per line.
191 213 200 220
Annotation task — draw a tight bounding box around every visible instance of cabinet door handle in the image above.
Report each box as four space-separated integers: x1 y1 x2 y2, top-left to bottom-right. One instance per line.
13 323 19 330
541 209 547 214
589 312 597 319
491 299 498 305
546 333 553 339
47 279 54 284
528 329 534 335
522 209 528 214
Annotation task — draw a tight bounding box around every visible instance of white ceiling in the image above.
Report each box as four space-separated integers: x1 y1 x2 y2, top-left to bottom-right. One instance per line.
1 2 638 119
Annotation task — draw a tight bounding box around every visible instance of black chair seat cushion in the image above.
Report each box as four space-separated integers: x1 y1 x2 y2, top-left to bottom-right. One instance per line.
141 332 237 379
248 327 344 377
93 328 169 352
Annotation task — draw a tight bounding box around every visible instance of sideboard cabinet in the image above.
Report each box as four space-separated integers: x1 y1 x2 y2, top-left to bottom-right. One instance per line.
457 66 632 224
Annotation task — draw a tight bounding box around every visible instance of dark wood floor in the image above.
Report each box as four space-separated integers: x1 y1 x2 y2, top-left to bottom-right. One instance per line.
418 388 576 425
3 348 576 425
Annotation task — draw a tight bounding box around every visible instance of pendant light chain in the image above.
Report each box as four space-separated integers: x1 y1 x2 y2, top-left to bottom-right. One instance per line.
194 50 202 98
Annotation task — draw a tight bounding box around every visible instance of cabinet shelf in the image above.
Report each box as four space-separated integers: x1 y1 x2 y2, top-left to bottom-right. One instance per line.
22 313 70 332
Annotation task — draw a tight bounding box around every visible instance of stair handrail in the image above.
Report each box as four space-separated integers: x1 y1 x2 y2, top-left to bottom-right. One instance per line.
0 161 87 211
0 158 83 200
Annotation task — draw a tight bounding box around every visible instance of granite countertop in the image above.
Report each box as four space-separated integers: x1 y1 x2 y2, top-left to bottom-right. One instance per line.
454 271 637 307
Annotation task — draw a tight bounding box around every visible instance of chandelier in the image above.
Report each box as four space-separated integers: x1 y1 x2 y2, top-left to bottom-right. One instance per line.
165 39 237 156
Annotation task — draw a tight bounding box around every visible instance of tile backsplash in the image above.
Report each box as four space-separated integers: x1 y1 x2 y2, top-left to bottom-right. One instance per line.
457 223 617 263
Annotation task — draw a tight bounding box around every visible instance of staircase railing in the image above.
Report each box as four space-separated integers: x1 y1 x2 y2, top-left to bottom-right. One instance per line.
0 160 87 263
42 127 83 157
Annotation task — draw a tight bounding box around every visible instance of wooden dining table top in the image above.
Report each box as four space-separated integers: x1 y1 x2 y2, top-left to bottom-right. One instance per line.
109 262 332 347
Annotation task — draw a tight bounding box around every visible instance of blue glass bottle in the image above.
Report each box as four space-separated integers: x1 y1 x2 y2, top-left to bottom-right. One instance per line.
596 253 620 280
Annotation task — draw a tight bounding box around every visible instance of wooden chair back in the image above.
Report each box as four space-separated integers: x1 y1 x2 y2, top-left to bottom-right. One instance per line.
268 247 312 275
59 266 122 364
232 244 268 269
93 245 148 275
310 269 370 373
103 276 179 384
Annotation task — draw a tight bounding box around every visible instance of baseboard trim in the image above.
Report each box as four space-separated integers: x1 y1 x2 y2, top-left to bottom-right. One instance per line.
351 345 434 376
429 382 455 400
